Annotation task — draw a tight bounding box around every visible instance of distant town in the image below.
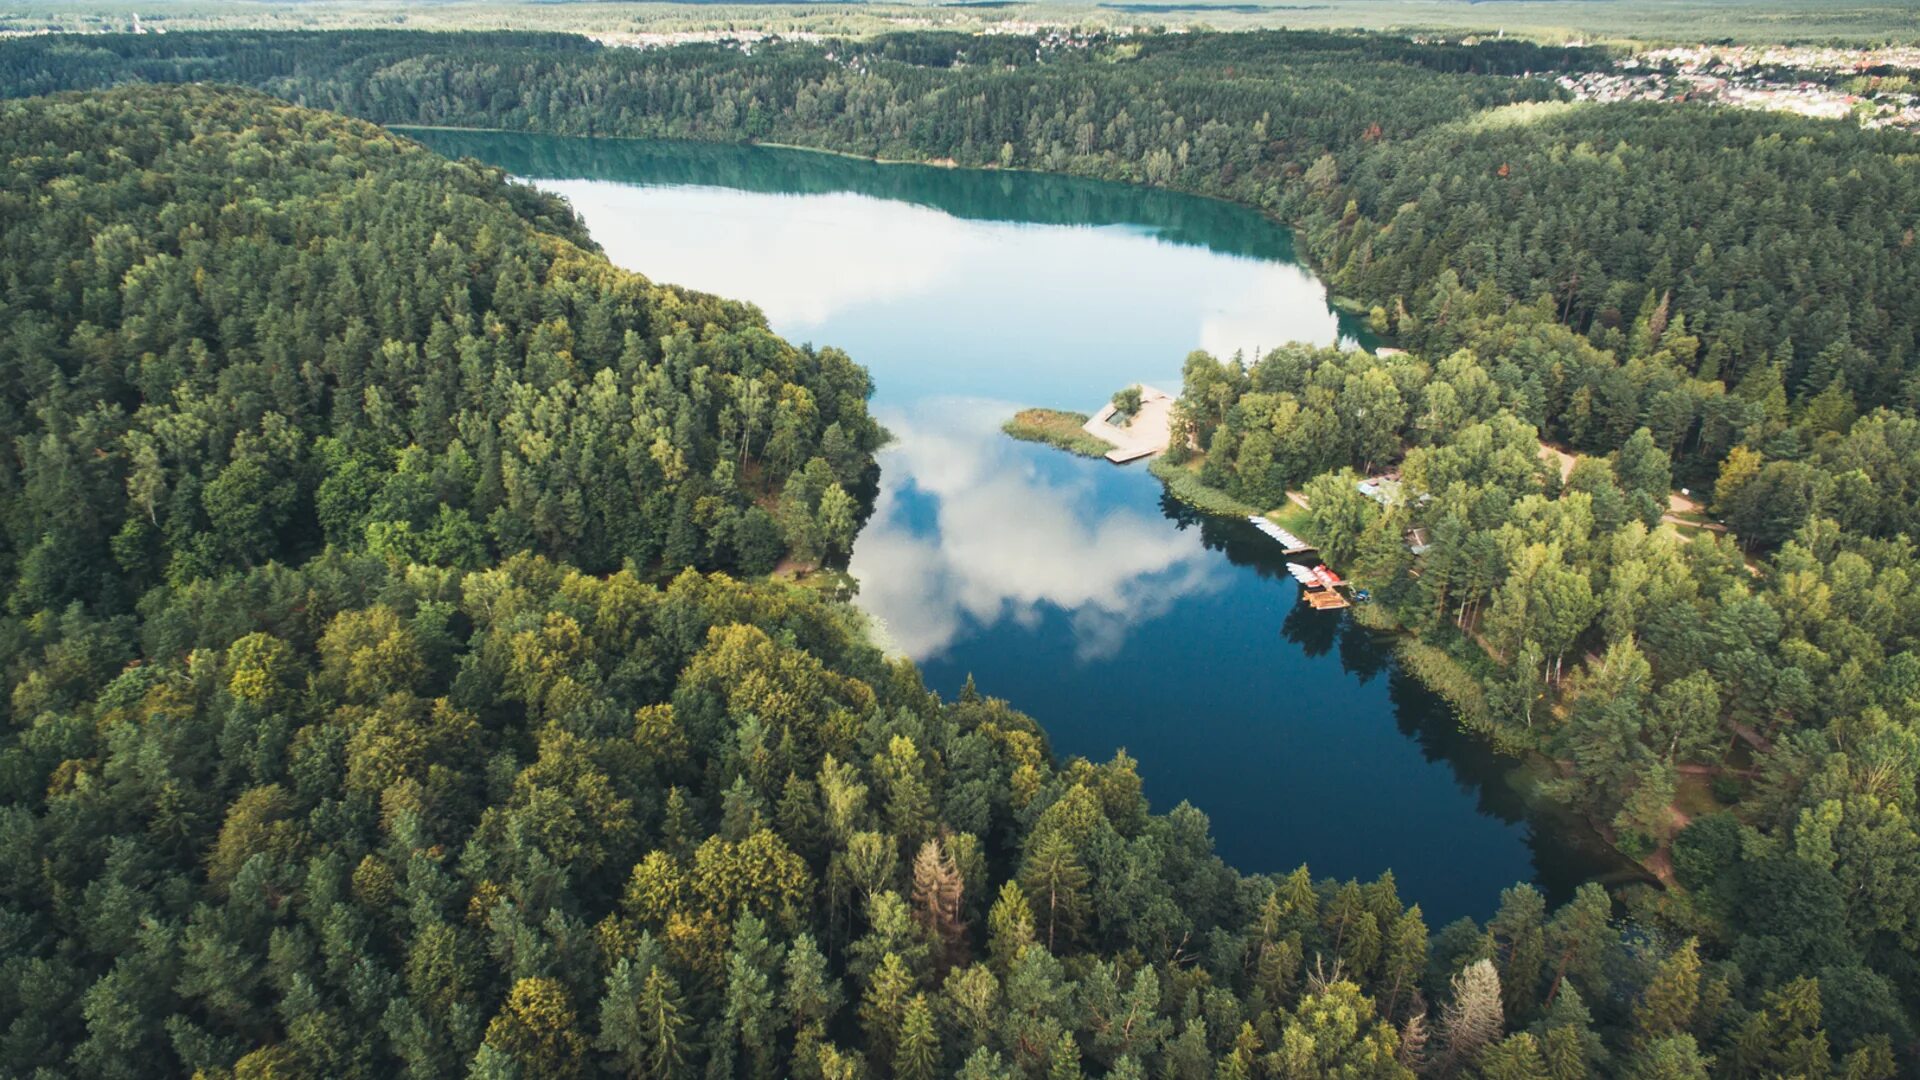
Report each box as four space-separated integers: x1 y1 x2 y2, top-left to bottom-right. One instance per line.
1558 43 1920 131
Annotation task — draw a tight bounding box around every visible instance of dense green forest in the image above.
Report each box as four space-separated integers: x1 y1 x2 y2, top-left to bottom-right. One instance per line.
1297 103 1920 442
0 29 1584 201
1170 331 1920 869
3 27 1913 429
0 79 884 616
13 85 1903 1080
3 25 1920 1077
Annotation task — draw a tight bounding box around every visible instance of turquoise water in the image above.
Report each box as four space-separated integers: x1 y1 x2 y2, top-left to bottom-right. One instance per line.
410 130 1633 922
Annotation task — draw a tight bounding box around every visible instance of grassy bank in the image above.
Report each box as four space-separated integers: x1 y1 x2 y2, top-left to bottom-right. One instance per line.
1395 638 1498 738
1148 455 1264 517
1002 408 1112 458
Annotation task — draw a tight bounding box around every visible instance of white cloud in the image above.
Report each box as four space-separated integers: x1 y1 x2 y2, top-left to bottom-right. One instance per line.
849 399 1224 661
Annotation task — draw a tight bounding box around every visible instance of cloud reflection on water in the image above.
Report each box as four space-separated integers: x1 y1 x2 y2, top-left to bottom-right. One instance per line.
849 399 1224 662
542 175 1340 663
540 179 1347 365
541 180 991 328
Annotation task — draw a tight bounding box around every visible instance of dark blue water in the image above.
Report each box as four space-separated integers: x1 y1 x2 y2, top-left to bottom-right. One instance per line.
410 130 1631 922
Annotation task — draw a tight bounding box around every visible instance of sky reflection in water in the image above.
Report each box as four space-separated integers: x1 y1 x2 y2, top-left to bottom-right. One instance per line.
543 177 1342 664
850 398 1224 662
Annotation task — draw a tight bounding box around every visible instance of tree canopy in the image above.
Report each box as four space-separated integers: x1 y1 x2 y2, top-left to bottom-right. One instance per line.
0 33 1917 1079
0 84 883 616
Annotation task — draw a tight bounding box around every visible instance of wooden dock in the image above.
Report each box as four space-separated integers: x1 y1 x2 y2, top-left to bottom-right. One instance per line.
1286 561 1352 610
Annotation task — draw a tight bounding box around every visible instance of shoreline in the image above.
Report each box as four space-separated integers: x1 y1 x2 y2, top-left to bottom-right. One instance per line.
1027 422 1655 890
401 109 1650 897
1001 407 1111 458
387 122 1333 266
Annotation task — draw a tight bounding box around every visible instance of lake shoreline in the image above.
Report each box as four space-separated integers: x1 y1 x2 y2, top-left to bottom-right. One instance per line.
388 122 1329 265
413 124 1634 915
1011 416 1657 895
1001 407 1110 458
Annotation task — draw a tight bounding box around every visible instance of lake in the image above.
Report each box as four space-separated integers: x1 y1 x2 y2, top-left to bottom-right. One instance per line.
408 129 1635 923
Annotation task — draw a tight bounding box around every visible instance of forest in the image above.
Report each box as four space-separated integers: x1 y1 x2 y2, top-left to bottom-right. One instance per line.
10 84 1887 1080
0 79 884 616
1296 103 1920 443
0 29 1585 189
3 27 1913 432
1 23 1918 1078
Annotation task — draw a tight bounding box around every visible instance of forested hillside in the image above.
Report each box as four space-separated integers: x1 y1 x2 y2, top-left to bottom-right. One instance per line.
2 33 1918 1078
1171 334 1920 911
5 83 1907 1080
4 27 1914 430
1298 102 1920 429
0 28 1581 212
0 84 883 616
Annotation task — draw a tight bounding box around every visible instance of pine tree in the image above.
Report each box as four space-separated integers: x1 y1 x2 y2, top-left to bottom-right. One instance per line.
635 968 690 1079
958 1046 1017 1080
1621 1034 1711 1080
1018 831 1089 953
987 880 1037 970
782 933 844 1038
876 736 937 846
895 994 941 1080
1542 884 1612 1007
1397 1010 1430 1074
858 952 916 1063
942 963 1002 1054
1331 886 1377 957
1476 1032 1548 1080
1436 959 1503 1076
724 916 784 1079
1538 984 1603 1080
1049 1029 1084 1080
597 961 689 1080
481 978 588 1080
1489 885 1545 1025
910 837 968 973
1381 905 1428 1021
1215 1022 1258 1080
661 786 698 858
1633 939 1700 1046
1278 865 1319 931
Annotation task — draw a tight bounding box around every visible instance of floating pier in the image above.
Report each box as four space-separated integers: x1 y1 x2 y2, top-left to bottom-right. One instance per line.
1247 515 1314 554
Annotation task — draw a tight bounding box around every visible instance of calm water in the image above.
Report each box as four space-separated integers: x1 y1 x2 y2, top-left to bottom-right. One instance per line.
410 130 1635 923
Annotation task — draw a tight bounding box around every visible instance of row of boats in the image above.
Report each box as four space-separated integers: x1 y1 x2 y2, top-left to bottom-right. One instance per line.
1244 515 1357 610
1286 562 1353 609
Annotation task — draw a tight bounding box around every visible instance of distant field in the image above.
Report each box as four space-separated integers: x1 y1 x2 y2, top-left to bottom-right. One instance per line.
5 0 1915 43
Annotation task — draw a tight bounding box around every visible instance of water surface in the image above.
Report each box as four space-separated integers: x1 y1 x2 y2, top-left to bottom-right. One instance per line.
411 130 1632 922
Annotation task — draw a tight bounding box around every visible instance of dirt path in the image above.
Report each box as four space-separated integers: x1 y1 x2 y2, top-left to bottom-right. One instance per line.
1538 441 1578 483
1662 490 1727 533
